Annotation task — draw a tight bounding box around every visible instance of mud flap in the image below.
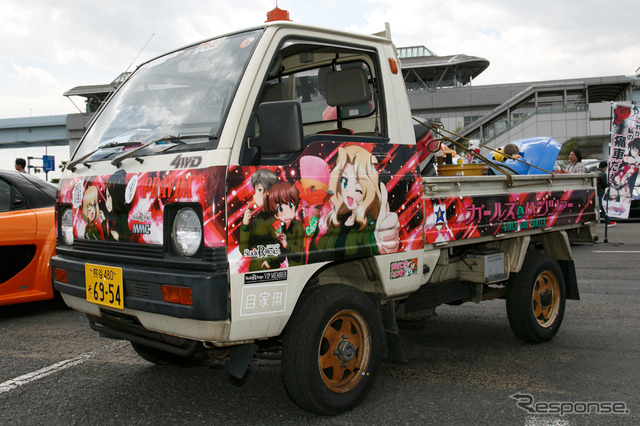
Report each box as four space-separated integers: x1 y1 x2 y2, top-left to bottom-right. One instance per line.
559 259 580 300
566 226 596 244
380 302 408 362
228 343 258 379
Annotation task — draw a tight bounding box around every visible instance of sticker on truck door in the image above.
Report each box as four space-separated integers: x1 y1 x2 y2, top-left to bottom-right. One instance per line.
227 141 424 274
240 283 288 316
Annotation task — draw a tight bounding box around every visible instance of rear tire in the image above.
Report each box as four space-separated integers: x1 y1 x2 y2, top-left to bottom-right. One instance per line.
507 253 566 343
281 285 383 415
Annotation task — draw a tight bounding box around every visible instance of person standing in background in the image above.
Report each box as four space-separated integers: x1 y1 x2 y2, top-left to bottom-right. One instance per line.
596 161 616 227
14 158 26 172
565 149 586 174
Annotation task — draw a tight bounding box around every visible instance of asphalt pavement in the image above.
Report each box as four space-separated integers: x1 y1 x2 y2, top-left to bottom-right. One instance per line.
0 221 638 425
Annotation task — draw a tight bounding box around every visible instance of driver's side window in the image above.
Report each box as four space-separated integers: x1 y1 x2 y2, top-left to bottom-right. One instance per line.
260 61 375 126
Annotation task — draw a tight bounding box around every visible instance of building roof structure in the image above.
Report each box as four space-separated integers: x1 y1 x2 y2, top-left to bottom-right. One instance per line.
397 46 490 91
63 72 131 113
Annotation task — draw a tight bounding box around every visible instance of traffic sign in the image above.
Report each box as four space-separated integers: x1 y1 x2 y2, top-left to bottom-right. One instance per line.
43 155 55 172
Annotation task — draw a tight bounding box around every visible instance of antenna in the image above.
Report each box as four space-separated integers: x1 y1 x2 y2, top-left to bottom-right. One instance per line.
125 32 155 74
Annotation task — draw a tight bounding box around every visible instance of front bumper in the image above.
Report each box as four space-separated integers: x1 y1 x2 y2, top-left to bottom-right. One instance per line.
51 254 229 321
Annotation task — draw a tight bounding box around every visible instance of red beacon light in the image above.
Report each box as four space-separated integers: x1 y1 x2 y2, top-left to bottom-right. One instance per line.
266 5 291 22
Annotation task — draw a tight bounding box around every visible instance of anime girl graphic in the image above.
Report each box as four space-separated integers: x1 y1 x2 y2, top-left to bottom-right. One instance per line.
82 186 103 240
609 138 640 203
100 170 132 241
314 145 400 261
265 181 304 267
239 169 280 270
295 155 332 238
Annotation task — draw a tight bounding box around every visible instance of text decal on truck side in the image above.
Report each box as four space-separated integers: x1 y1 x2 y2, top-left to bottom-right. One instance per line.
424 189 597 244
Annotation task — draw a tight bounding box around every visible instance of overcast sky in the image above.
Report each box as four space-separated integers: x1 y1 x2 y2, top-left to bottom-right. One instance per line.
1 0 639 176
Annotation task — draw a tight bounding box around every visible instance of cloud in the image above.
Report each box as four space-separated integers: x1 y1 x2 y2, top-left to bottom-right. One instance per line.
11 64 60 90
0 0 272 118
0 63 73 117
476 26 501 39
0 0 638 118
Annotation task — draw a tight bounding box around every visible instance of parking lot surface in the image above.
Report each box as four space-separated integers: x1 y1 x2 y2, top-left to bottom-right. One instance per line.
0 222 638 424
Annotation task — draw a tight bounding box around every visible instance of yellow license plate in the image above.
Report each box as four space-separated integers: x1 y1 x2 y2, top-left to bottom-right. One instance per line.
85 263 124 310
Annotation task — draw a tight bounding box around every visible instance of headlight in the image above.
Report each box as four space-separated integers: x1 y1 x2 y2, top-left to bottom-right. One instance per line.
173 208 202 257
61 208 74 246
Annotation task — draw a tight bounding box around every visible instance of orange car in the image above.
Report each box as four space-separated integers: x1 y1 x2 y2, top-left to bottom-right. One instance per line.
0 170 57 306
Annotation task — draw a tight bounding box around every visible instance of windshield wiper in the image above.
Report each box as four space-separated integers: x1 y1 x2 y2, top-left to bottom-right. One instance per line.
67 141 142 171
160 134 219 154
111 134 214 168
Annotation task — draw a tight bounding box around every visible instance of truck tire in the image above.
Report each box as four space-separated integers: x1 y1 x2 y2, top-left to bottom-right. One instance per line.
506 252 566 343
281 284 383 415
130 342 202 367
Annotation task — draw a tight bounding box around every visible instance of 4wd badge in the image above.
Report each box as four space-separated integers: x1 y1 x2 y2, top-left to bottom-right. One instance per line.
170 154 202 169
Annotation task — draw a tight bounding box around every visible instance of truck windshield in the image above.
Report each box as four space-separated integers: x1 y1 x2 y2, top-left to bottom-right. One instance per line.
73 29 262 163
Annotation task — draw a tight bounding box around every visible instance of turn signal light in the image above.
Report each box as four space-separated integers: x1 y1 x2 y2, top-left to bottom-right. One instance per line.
54 268 68 283
388 57 398 74
161 285 193 306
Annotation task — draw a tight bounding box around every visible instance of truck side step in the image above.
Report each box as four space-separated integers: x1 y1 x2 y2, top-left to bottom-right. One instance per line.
402 281 473 314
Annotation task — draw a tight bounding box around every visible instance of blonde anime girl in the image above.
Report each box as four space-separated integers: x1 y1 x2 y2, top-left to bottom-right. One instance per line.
82 185 103 240
325 145 381 231
314 145 399 261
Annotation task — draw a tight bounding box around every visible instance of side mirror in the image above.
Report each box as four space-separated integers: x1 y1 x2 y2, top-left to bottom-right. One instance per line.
251 101 303 155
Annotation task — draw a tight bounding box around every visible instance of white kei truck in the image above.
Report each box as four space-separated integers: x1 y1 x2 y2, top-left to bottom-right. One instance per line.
52 21 597 415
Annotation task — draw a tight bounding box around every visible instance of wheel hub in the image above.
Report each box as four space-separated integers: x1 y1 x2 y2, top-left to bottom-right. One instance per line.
539 290 552 308
335 339 356 362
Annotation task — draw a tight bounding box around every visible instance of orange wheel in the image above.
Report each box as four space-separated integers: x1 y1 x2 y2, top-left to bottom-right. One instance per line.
531 270 561 328
282 285 382 415
318 309 372 393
